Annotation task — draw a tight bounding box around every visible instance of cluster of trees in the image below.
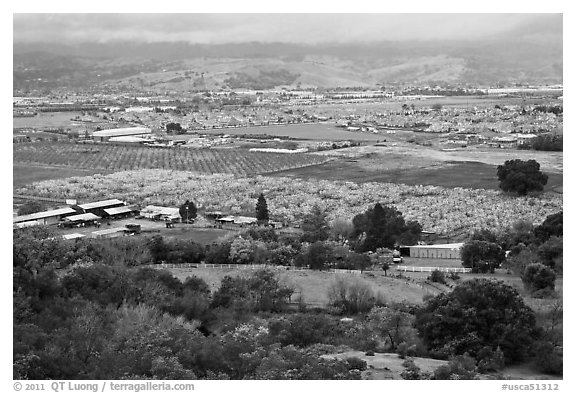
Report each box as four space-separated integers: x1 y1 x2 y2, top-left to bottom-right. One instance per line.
528 134 562 152
14 224 562 379
461 211 562 295
165 122 185 134
497 159 548 196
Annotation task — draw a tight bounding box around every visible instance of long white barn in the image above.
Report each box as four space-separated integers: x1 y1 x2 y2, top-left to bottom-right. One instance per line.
408 243 464 259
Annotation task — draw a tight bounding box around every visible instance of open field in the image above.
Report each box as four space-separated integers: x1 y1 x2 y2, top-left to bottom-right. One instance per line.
168 266 443 308
13 164 109 189
167 264 562 319
13 111 84 129
13 142 331 177
268 159 563 192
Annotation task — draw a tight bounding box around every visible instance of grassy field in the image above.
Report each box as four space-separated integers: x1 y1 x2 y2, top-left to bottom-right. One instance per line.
168 266 442 307
13 164 109 189
13 111 83 129
268 159 563 192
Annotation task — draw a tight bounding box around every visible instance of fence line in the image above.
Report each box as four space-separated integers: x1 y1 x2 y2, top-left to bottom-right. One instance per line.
395 266 472 273
146 263 363 274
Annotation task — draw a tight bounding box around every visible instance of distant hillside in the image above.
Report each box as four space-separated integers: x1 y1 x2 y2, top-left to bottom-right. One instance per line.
14 30 562 91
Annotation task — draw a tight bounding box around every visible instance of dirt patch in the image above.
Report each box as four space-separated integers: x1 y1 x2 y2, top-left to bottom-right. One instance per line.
324 350 448 380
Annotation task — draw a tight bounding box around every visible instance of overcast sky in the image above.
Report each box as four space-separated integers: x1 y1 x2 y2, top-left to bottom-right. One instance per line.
13 13 562 45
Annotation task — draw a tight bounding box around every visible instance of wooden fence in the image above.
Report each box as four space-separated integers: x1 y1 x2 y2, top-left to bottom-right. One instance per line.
146 263 362 274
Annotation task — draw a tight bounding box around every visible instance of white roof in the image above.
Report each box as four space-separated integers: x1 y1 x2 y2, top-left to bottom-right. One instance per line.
13 207 76 223
65 213 101 222
92 127 151 138
409 243 464 249
63 233 86 240
234 216 258 224
104 206 135 215
141 205 180 216
108 136 150 143
79 199 125 210
92 228 126 236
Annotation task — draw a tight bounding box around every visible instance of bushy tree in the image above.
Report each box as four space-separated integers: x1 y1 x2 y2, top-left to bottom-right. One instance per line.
460 240 505 273
522 263 556 293
496 159 548 196
327 276 378 314
179 200 197 222
414 279 538 363
294 242 333 270
352 203 421 252
255 193 269 223
534 211 562 243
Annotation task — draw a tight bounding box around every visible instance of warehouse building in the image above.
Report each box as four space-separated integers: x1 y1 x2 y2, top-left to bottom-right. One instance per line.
13 207 77 226
92 127 152 142
78 199 126 216
408 243 464 259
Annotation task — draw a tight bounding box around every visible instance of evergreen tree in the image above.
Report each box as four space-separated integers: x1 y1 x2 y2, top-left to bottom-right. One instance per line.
300 204 329 243
179 200 197 222
255 193 269 223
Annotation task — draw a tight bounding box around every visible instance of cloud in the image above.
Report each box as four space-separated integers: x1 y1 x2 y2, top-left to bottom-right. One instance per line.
13 13 561 44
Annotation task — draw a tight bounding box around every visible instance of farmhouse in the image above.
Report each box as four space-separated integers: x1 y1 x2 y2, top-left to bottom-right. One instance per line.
92 127 152 142
408 243 464 259
13 207 77 226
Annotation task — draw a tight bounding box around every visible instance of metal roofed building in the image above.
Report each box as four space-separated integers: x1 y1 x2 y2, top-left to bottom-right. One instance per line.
92 127 151 141
63 213 101 223
13 207 77 225
139 205 181 221
78 199 126 216
103 206 139 218
408 243 464 259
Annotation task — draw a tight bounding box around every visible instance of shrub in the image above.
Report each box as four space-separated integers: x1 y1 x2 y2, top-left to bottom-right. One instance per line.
345 357 367 371
533 341 563 376
432 353 478 380
476 346 505 373
327 276 376 314
522 263 556 293
429 270 447 284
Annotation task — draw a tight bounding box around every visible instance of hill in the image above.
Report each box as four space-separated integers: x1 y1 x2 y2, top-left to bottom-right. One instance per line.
14 32 562 91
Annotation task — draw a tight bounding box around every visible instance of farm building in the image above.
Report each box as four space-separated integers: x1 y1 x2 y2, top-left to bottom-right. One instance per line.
13 207 77 226
91 227 127 239
408 243 464 259
103 205 139 219
62 233 86 240
215 215 258 227
61 213 101 227
139 205 181 222
92 127 151 142
108 135 151 145
78 199 126 216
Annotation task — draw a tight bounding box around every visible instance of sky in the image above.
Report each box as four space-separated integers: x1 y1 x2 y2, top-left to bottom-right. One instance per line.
13 13 562 45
